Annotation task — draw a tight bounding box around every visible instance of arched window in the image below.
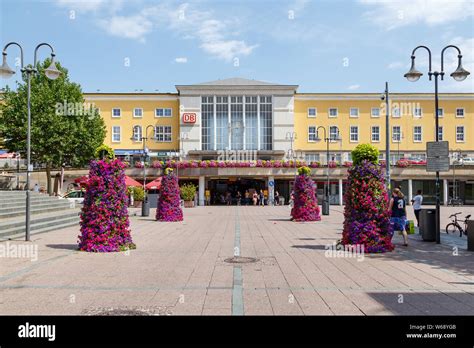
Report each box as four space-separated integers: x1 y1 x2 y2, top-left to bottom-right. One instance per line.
133 125 142 141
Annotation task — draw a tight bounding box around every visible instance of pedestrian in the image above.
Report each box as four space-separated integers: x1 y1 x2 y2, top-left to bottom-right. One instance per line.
411 189 423 226
252 191 258 206
33 183 39 193
226 191 232 205
236 191 242 206
259 189 265 206
245 190 250 205
389 188 408 246
275 190 280 206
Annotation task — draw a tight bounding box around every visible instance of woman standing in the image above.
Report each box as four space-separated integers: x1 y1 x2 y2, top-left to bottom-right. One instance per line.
389 188 408 246
252 191 258 206
259 189 265 206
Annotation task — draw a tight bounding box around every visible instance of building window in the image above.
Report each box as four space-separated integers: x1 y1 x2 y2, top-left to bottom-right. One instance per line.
201 96 214 151
133 108 143 118
413 107 423 117
413 126 422 142
112 126 121 142
155 126 172 142
132 125 142 141
392 106 401 118
308 126 317 142
350 126 359 142
371 126 380 142
329 126 339 141
231 96 244 150
307 107 317 118
456 108 465 118
437 126 443 141
329 153 342 163
437 108 444 117
371 108 380 117
456 126 465 142
260 96 273 151
245 96 258 150
155 108 172 117
112 108 121 118
349 108 359 118
216 96 229 150
305 153 320 163
328 108 338 118
392 126 401 142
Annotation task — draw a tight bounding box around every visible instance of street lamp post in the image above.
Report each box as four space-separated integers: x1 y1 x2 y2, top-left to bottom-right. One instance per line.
381 82 391 189
132 125 155 216
286 131 297 189
452 148 463 204
1 42 61 241
404 45 470 244
315 126 341 216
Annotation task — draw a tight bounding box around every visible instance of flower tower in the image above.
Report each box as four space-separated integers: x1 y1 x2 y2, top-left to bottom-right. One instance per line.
78 159 135 252
342 144 394 253
156 168 183 222
291 166 321 222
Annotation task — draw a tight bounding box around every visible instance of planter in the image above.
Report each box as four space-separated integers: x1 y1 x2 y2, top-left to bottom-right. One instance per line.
184 200 195 208
133 200 143 208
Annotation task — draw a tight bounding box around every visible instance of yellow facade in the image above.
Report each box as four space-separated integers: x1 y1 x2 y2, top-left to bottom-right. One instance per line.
294 93 474 154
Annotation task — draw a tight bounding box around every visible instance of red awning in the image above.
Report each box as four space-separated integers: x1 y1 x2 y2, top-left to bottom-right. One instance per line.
125 176 142 187
0 153 15 159
145 177 162 190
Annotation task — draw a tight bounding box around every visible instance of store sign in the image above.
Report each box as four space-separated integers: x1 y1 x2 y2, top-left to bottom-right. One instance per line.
182 113 197 123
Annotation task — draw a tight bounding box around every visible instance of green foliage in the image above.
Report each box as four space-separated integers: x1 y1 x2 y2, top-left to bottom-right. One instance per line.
297 166 311 176
95 144 114 160
180 183 196 201
0 58 106 191
132 186 145 201
351 144 379 165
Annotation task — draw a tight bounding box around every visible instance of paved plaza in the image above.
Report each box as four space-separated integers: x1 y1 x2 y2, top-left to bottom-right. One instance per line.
1 205 473 316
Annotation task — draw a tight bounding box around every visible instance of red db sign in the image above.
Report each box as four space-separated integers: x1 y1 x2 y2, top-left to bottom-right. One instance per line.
182 113 196 123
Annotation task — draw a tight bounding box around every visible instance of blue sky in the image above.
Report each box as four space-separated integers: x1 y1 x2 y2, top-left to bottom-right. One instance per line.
1 0 473 93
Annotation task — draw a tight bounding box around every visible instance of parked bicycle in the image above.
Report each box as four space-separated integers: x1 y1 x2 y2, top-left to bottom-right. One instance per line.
445 212 471 237
448 197 463 207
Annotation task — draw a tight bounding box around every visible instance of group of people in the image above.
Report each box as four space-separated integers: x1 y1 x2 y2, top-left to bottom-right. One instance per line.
214 189 282 206
389 187 423 247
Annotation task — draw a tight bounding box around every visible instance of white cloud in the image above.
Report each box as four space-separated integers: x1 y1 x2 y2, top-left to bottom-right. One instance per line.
144 3 258 61
175 57 188 63
359 0 473 30
98 15 152 43
55 0 123 13
387 61 404 69
348 84 361 90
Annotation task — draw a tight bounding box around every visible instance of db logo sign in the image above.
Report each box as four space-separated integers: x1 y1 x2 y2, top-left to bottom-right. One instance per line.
182 113 197 123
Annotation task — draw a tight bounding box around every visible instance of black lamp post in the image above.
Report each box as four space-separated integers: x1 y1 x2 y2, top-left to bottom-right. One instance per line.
132 124 155 217
404 44 470 244
1 42 61 241
315 126 341 215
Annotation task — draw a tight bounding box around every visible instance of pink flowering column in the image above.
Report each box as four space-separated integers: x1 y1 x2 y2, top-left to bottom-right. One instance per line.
291 167 321 222
156 169 183 222
78 159 135 252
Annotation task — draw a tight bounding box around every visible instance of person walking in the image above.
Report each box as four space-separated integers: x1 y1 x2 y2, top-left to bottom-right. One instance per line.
244 190 250 205
259 189 265 206
411 189 423 227
236 191 242 206
252 191 258 206
275 190 280 206
33 183 39 193
389 188 408 246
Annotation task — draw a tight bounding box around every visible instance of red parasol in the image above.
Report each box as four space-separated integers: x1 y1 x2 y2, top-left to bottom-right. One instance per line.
125 176 142 187
145 177 162 190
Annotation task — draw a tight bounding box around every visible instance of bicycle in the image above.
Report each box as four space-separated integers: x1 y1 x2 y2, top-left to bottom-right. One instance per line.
448 197 463 207
445 212 471 237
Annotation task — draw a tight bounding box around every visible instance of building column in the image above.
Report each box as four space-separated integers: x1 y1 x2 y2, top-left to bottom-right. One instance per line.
338 179 343 206
443 179 448 206
199 176 205 206
268 176 275 205
408 179 413 205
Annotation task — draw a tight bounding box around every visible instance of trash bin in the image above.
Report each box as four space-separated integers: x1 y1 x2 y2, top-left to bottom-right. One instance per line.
419 209 436 241
467 220 474 252
322 200 329 215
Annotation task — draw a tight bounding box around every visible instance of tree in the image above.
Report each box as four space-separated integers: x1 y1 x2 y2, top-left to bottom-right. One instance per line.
0 58 106 194
341 144 394 253
291 166 321 221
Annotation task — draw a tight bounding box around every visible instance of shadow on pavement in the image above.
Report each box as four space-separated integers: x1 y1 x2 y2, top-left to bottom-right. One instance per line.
46 244 79 251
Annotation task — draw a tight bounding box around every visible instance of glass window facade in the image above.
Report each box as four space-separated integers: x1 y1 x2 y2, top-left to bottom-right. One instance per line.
155 126 172 142
371 126 380 142
201 95 272 151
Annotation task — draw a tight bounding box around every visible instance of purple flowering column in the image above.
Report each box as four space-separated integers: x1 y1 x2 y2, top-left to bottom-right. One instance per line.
156 168 183 222
78 159 135 252
291 167 321 222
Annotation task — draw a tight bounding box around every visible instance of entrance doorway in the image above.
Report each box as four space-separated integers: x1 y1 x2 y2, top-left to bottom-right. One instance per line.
207 178 266 205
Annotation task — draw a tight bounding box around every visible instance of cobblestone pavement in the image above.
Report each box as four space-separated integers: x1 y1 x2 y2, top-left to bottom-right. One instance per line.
1 205 473 315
